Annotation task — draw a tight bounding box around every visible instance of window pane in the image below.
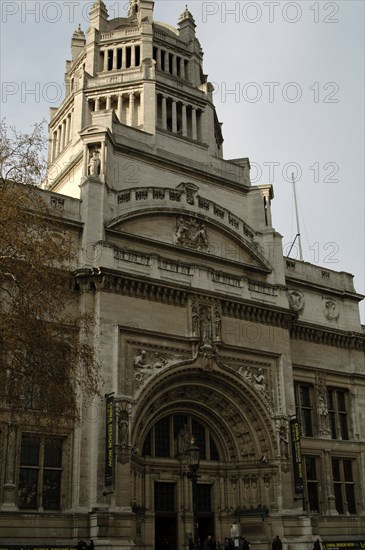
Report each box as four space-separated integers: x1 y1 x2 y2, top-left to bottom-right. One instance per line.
300 386 311 407
339 414 348 440
332 459 341 481
329 412 337 439
209 435 219 461
305 457 316 480
303 409 313 437
346 484 356 514
43 469 61 510
155 482 175 512
343 460 353 482
334 483 344 514
336 391 346 411
18 468 38 509
307 482 319 512
197 484 211 512
20 436 39 466
155 417 170 457
327 389 334 409
142 430 152 456
44 438 62 467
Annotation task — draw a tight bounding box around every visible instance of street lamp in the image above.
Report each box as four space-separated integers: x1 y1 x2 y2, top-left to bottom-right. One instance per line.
187 437 200 550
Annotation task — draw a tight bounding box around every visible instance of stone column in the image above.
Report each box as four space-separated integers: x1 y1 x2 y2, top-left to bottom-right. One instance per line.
113 47 118 70
131 45 136 67
100 141 106 177
95 96 100 111
117 94 123 122
106 95 112 110
161 95 167 130
324 449 338 515
1 425 18 510
182 103 187 137
83 144 89 177
52 131 57 160
103 49 108 72
192 107 197 140
172 99 177 133
172 54 177 76
122 47 126 69
128 92 135 126
65 115 70 145
157 48 161 70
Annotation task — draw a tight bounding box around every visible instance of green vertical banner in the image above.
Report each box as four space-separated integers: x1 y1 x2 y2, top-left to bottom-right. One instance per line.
105 394 114 486
290 418 304 494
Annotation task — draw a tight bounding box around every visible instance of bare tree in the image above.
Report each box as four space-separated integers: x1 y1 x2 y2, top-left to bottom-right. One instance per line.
0 121 100 424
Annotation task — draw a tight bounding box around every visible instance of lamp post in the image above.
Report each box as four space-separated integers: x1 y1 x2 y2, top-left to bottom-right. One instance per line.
187 436 200 550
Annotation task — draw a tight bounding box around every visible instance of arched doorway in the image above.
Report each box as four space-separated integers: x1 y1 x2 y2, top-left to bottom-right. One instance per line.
130 362 276 550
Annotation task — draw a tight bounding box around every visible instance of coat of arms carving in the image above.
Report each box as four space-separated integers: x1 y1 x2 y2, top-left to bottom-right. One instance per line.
173 216 209 251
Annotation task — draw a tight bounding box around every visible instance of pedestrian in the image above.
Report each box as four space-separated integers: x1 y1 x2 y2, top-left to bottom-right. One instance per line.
242 538 250 550
89 541 94 550
189 538 195 550
313 540 321 550
203 535 213 550
272 535 282 550
77 541 87 550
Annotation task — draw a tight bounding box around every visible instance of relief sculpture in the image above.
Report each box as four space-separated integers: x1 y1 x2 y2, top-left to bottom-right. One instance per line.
133 348 181 386
174 216 209 252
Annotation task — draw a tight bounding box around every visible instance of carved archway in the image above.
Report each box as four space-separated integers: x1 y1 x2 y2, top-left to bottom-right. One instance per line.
131 360 277 463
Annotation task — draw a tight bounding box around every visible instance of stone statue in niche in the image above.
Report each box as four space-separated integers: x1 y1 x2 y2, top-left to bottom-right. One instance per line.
213 305 221 340
199 306 212 344
118 411 129 447
279 426 289 458
192 303 199 336
88 149 101 177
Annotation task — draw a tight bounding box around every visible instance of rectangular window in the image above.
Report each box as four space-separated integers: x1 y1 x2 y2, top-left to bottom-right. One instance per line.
196 484 211 513
332 458 356 514
155 417 170 457
303 456 320 512
155 482 175 512
327 389 349 440
18 435 63 510
294 383 313 437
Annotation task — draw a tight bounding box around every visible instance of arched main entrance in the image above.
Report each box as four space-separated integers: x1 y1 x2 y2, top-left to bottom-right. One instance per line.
130 360 276 550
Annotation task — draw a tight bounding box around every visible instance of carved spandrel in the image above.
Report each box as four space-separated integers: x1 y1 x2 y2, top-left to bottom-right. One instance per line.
133 348 184 387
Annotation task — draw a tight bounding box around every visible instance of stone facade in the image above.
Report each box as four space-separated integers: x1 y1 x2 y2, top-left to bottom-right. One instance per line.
1 1 364 549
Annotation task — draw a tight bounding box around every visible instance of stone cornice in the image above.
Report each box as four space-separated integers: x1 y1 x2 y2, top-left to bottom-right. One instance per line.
72 267 295 329
290 321 365 351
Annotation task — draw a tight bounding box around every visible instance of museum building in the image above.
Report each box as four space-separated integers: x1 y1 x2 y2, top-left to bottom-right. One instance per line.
0 1 364 548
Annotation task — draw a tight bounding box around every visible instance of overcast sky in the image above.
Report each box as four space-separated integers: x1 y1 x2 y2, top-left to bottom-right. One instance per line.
1 0 364 322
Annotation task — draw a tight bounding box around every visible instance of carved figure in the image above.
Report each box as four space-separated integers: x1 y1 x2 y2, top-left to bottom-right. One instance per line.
323 298 339 320
279 426 289 458
253 368 266 393
194 222 208 250
214 305 221 339
134 350 147 369
88 150 101 176
192 305 199 335
174 217 189 245
200 307 212 344
239 366 252 383
118 412 129 446
177 425 191 456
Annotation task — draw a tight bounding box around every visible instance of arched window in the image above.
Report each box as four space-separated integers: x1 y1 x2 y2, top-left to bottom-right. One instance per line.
142 414 220 461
